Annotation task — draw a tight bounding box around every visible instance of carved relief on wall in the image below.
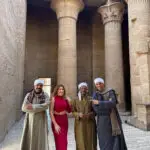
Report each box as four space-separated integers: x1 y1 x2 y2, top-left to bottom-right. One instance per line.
133 27 150 54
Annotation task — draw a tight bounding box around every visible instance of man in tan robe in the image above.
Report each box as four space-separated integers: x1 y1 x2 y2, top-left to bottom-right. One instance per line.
71 82 97 150
20 79 50 150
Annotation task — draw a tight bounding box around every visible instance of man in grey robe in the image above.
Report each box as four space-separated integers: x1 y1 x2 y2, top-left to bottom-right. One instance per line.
20 79 50 150
92 77 127 150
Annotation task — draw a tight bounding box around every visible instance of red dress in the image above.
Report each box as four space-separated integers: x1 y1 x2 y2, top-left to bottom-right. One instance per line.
52 96 71 150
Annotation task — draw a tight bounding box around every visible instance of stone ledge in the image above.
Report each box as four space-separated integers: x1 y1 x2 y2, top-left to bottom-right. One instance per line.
119 111 131 116
126 103 150 131
137 103 150 107
126 116 150 131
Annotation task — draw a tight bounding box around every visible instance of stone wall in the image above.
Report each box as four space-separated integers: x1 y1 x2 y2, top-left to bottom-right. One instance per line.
127 0 150 130
77 13 93 93
128 0 150 115
24 6 58 93
0 0 26 142
25 6 94 94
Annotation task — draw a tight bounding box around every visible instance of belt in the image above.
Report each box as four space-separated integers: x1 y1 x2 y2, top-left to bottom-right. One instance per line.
54 111 66 115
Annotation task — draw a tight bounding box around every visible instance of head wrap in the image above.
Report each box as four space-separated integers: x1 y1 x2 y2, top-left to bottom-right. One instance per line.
34 79 44 86
78 82 88 89
78 82 88 101
94 78 104 84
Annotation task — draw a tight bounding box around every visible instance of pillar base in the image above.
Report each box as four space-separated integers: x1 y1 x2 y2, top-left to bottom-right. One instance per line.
117 103 126 112
126 103 150 131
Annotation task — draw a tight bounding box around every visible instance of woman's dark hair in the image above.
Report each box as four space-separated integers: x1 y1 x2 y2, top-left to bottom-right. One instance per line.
52 84 66 98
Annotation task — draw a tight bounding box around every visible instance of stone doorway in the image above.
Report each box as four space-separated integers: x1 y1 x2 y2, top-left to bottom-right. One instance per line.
122 10 131 111
38 78 51 97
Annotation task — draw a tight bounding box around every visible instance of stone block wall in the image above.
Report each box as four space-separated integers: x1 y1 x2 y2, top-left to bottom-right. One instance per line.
24 6 58 93
128 0 150 115
0 0 26 142
127 0 150 130
77 15 93 93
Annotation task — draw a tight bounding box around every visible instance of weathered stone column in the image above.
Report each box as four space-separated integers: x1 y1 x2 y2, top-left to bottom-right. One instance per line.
127 0 150 130
98 0 125 111
51 0 84 97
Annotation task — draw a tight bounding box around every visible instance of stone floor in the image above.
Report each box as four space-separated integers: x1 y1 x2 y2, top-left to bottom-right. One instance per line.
0 117 150 150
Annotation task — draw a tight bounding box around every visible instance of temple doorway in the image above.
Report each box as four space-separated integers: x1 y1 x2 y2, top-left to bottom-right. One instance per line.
38 78 51 97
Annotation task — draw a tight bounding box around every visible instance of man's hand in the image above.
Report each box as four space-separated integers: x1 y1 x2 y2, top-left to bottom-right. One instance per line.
79 112 83 118
26 104 33 110
86 112 94 118
92 100 99 105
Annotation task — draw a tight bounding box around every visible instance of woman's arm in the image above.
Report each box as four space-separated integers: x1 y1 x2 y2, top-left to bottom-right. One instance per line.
50 97 57 126
50 97 61 134
66 98 72 113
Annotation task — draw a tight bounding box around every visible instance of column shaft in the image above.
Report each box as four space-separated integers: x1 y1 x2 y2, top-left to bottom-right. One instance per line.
99 1 125 111
51 0 84 97
58 17 77 96
105 22 125 110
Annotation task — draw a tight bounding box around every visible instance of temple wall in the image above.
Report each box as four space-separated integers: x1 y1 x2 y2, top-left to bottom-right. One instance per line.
77 14 93 93
24 7 58 93
127 0 150 130
0 0 26 142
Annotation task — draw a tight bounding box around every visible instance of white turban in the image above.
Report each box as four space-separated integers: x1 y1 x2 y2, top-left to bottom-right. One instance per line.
78 82 88 89
78 82 88 101
34 79 44 86
94 78 104 84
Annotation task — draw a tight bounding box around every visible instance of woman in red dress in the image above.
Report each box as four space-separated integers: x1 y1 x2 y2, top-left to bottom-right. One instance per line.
50 84 71 150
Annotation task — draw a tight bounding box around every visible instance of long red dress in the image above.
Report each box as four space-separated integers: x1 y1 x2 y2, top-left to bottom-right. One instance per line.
52 96 71 150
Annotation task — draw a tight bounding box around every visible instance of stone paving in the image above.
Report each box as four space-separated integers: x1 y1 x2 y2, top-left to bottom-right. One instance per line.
0 117 150 150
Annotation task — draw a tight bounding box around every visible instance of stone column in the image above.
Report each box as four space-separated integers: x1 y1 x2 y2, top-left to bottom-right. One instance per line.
51 0 84 97
127 0 150 130
98 1 125 111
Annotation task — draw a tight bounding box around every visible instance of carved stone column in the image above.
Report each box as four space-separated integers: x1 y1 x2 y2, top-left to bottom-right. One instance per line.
127 0 150 130
51 0 84 97
98 1 125 111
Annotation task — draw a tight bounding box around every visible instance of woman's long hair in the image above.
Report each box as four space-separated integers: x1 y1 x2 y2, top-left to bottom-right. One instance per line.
52 84 66 98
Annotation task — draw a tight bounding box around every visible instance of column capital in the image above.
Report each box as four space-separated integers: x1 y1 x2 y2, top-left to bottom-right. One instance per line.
51 0 84 20
98 1 124 25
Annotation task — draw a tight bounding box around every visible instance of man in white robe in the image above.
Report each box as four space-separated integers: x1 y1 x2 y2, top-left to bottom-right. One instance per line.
20 79 50 150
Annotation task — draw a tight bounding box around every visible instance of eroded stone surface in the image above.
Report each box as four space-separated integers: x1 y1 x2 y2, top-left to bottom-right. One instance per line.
0 0 26 142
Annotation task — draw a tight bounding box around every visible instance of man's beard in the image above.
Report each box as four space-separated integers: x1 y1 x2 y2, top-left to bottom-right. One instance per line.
34 88 42 94
81 92 87 97
97 87 104 91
